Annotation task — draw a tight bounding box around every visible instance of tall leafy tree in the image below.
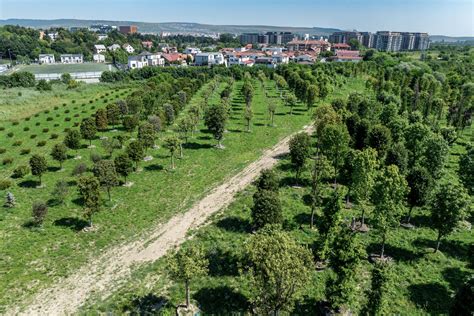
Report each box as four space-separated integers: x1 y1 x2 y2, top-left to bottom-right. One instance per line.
29 154 47 185
126 140 145 170
50 143 67 169
95 108 108 131
458 144 474 194
405 166 433 224
288 133 311 182
93 160 118 201
255 169 279 192
313 104 341 140
422 133 449 179
364 262 392 316
77 175 101 227
204 104 227 148
163 135 181 170
63 129 81 153
106 103 121 126
320 123 350 184
244 226 313 315
285 92 297 115
122 115 139 134
114 153 133 183
251 189 282 230
80 117 97 146
138 122 156 153
318 189 345 260
305 84 318 110
366 124 392 158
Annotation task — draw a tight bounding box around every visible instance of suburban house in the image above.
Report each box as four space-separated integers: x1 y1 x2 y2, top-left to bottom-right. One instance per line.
122 44 135 54
331 43 351 51
38 54 55 64
162 53 187 65
184 47 201 55
142 41 153 49
128 55 148 69
60 54 83 64
271 54 289 65
287 39 331 52
194 52 226 66
47 32 59 41
93 54 106 63
228 56 255 67
108 44 121 51
254 57 277 68
294 54 316 64
97 34 108 41
331 50 362 62
94 44 107 54
128 52 165 69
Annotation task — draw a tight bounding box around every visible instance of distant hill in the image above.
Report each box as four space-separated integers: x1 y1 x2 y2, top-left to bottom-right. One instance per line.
0 18 340 36
430 35 474 43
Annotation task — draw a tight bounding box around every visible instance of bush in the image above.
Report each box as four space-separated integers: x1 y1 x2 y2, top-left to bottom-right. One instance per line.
2 157 13 165
73 122 80 127
72 163 88 176
42 128 49 133
0 148 6 154
30 134 37 139
32 201 48 226
65 109 70 114
0 179 13 190
74 113 80 117
12 165 29 178
54 106 59 110
13 140 22 146
50 133 59 139
65 117 71 122
0 126 4 131
35 122 41 126
37 140 47 147
81 103 86 107
12 121 19 126
20 148 31 155
54 123 59 127
64 128 70 133
34 113 40 117
18 92 22 96
25 117 30 121
90 152 102 163
56 114 60 117
63 103 67 107
47 117 53 121
44 110 50 114
89 100 93 104
23 127 30 131
7 132 14 137
91 106 96 110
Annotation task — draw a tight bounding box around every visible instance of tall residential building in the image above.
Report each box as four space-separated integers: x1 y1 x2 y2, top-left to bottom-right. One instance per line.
414 33 430 50
329 31 363 44
240 33 260 44
375 31 402 52
240 32 295 45
401 32 416 50
361 32 375 48
119 25 138 35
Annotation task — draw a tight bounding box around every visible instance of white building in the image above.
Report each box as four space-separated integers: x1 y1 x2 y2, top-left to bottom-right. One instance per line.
184 47 201 55
108 44 121 51
60 54 83 64
122 44 135 53
194 52 226 66
93 54 106 63
47 32 59 41
227 56 254 67
94 44 107 54
97 34 108 41
128 52 165 69
38 54 55 64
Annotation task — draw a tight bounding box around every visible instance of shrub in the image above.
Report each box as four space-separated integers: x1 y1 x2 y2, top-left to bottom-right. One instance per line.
74 122 80 127
81 110 87 113
54 106 59 110
13 140 22 146
20 148 31 155
90 152 102 163
72 100 76 104
65 109 70 114
91 106 96 110
81 103 86 107
54 123 59 127
44 110 50 114
56 114 60 117
12 121 19 126
2 157 13 165
0 179 13 190
89 100 93 104
35 122 40 126
25 117 30 121
18 92 22 97
42 128 49 133
7 132 14 137
74 113 80 117
23 127 30 131
65 117 71 122
47 117 53 121
12 165 29 178
30 134 37 139
0 148 6 154
34 113 40 117
32 201 48 226
0 126 5 131
37 140 47 147
72 163 88 176
64 128 70 133
51 180 69 205
50 133 59 139
63 103 67 107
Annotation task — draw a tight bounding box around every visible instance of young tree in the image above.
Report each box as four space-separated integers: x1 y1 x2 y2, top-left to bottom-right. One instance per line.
267 100 277 127
309 149 332 229
106 103 121 126
318 189 345 260
148 115 162 133
122 115 139 134
312 104 341 140
164 103 175 125
385 142 408 174
251 189 282 230
4 192 15 208
114 153 133 183
32 201 48 226
77 175 101 227
137 122 156 153
366 124 392 158
80 117 97 146
288 132 311 182
351 148 378 228
364 262 392 316
320 123 350 184
50 143 68 169
244 226 313 315
255 169 279 192
51 180 69 205
64 129 81 153
286 92 297 114
126 140 145 171
167 245 209 309
204 104 227 148
429 182 470 252
371 165 408 258
422 133 449 179
405 166 433 224
243 105 253 132
93 160 118 201
326 227 365 312
458 144 474 194
101 137 121 158
29 154 48 186
95 108 108 131
305 84 318 110
163 135 181 170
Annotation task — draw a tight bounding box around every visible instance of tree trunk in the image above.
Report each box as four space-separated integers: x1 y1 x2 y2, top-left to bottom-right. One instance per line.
88 215 92 228
380 233 386 258
107 187 111 201
271 113 274 127
185 279 190 309
407 206 413 224
360 207 366 227
171 155 175 169
310 204 316 229
179 144 183 158
435 232 442 253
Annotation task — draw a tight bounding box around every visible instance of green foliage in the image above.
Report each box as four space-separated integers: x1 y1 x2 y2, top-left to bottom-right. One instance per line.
12 165 29 179
364 262 392 315
204 104 227 147
255 169 279 192
406 166 433 221
458 144 474 194
422 133 448 179
93 160 118 200
50 143 68 168
320 123 350 183
29 154 47 185
251 189 282 230
114 153 133 182
163 135 181 169
288 132 311 180
95 108 108 131
126 140 145 170
36 79 52 91
450 276 474 315
106 103 121 126
51 180 69 205
137 122 156 151
77 175 101 227
32 201 48 226
80 117 97 145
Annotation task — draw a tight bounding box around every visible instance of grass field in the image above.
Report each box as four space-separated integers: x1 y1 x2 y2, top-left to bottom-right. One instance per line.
82 125 473 315
0 76 367 311
13 63 115 74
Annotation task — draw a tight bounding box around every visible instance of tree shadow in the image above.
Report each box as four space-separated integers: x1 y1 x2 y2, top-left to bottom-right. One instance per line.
412 237 470 261
206 247 241 277
410 213 431 228
366 242 422 262
197 135 212 140
215 216 251 233
144 164 164 172
18 180 38 188
408 283 451 314
227 129 243 133
293 296 325 316
122 294 168 314
442 267 469 291
71 197 84 207
22 220 39 229
194 286 249 314
254 122 265 127
293 212 312 226
182 142 213 150
47 166 61 172
53 217 89 231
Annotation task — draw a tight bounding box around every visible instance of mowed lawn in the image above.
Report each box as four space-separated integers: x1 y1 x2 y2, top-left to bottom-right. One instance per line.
0 77 366 311
15 63 115 74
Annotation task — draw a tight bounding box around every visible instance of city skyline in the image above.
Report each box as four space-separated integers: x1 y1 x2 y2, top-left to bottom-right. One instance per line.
1 0 473 37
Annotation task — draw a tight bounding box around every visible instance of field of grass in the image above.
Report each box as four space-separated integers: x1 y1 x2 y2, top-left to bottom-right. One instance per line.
83 126 473 315
14 63 115 74
0 76 366 311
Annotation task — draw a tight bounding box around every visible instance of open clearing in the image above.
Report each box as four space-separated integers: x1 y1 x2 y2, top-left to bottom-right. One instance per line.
14 63 115 74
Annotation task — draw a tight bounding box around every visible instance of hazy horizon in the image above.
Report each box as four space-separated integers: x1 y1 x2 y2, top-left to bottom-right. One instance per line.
1 0 473 37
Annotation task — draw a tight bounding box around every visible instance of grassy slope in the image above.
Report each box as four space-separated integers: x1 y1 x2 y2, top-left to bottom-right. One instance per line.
83 120 473 313
13 63 114 74
0 77 366 310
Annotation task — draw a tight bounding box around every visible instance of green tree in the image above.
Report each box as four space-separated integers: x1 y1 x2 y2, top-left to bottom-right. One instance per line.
93 160 118 201
320 124 350 184
126 140 145 170
267 100 277 127
95 108 108 131
29 154 47 185
63 129 81 153
167 245 209 309
385 142 409 174
77 175 101 227
80 117 97 146
51 180 69 205
244 226 313 315
422 133 449 179
305 84 318 109
163 135 181 170
50 143 67 169
450 276 474 315
122 115 139 134
367 124 392 158
138 122 156 152
106 103 121 126
204 104 227 148
32 201 48 226
288 132 311 181
459 144 474 194
318 189 345 260
404 122 431 165
101 137 121 158
243 105 253 132
286 92 297 115
313 104 341 140
371 165 408 258
405 166 433 224
364 262 392 316
251 189 282 230
255 169 279 192
429 182 470 252
114 153 133 183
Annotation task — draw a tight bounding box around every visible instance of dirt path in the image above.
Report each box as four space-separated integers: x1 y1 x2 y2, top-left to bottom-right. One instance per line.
10 125 313 315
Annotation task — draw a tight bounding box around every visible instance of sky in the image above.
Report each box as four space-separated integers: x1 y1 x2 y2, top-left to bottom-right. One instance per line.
1 0 473 36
